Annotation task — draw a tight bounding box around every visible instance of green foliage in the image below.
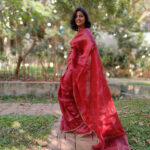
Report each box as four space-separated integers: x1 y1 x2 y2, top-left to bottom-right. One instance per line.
99 46 129 70
102 0 118 15
55 0 150 78
0 0 149 78
0 0 64 79
0 0 52 38
0 52 7 61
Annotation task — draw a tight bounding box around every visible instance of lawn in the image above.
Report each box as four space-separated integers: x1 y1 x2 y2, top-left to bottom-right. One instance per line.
114 99 150 150
0 114 57 150
0 95 58 104
0 97 149 149
120 82 150 86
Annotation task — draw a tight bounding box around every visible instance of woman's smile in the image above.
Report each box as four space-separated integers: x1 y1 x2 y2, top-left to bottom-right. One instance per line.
75 11 85 30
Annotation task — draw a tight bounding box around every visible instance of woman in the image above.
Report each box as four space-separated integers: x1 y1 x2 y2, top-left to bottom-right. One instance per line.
58 7 130 150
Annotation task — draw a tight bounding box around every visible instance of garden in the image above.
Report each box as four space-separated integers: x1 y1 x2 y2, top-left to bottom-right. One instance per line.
0 0 150 150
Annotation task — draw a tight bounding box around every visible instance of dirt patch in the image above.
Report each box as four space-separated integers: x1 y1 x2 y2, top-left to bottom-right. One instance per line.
0 103 61 116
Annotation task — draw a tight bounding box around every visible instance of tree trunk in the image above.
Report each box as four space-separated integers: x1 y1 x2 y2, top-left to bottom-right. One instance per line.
14 40 36 78
0 37 3 52
15 55 23 77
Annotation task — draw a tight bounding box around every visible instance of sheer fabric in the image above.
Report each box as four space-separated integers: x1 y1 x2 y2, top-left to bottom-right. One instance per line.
58 28 130 150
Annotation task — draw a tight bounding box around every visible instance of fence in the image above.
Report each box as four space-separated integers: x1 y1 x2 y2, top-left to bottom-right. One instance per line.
0 61 64 81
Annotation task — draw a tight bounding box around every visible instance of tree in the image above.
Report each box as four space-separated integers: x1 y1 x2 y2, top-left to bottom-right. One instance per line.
0 0 53 77
55 0 150 77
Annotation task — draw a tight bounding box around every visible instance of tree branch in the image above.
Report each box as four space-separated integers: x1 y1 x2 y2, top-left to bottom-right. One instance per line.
142 0 147 10
0 15 36 41
0 0 35 41
23 40 36 60
0 0 13 12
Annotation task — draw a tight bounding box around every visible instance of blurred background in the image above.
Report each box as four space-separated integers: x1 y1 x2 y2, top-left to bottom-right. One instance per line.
0 0 150 81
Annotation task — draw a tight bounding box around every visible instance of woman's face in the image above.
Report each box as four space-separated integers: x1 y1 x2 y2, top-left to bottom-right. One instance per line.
75 11 85 29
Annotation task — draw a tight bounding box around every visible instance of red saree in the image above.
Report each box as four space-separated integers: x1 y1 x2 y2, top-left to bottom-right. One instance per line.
58 28 130 150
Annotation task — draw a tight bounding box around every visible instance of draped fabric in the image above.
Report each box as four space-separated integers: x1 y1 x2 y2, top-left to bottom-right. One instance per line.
58 28 130 150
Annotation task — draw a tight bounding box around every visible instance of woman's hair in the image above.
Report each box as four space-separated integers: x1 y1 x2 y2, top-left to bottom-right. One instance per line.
70 7 91 31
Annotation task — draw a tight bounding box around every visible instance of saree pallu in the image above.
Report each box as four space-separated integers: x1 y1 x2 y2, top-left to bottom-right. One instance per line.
58 28 130 150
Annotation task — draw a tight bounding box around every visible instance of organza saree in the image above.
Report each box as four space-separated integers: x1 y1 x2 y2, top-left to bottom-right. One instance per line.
58 28 130 150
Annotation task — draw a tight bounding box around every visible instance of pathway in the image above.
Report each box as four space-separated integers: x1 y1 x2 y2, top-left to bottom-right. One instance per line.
47 117 98 150
0 103 60 115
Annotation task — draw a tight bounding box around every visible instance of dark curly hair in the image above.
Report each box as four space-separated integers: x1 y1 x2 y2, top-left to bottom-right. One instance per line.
70 8 91 31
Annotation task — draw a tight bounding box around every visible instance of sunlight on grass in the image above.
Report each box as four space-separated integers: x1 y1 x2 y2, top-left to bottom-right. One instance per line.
12 121 21 129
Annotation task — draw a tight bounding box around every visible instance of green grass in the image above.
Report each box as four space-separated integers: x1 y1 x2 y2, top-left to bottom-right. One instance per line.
120 82 150 86
0 114 57 150
0 95 58 104
0 96 149 149
114 99 150 150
